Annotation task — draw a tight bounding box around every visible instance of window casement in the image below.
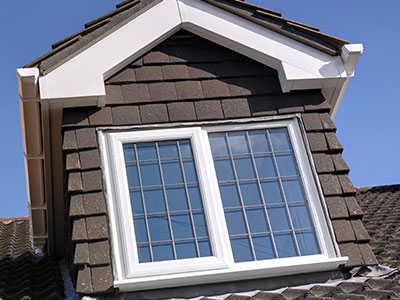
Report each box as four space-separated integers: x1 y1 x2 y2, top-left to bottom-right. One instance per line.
99 117 347 292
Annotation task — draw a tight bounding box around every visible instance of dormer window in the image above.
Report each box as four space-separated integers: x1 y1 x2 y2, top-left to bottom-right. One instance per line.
100 117 346 292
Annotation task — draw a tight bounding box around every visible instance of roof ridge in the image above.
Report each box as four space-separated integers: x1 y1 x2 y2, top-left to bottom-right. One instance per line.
357 184 400 194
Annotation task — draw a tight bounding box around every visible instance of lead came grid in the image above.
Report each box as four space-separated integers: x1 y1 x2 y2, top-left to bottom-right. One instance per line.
123 140 212 263
209 128 321 262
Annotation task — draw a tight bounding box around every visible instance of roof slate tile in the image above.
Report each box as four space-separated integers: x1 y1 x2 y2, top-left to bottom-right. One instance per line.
66 152 81 171
70 194 85 217
105 84 123 105
248 95 277 116
339 243 364 268
175 81 204 100
83 192 107 216
338 175 356 194
134 65 163 82
351 220 371 242
325 132 343 152
201 79 231 98
79 149 101 170
325 197 349 219
72 218 88 241
63 130 78 151
306 133 328 152
88 240 111 265
74 242 90 265
359 243 379 265
148 82 177 102
331 154 350 173
253 76 282 95
221 98 251 119
275 94 306 114
195 100 224 120
345 196 364 217
188 63 216 79
75 128 98 149
319 113 336 131
86 215 109 240
121 83 150 103
318 174 342 196
312 153 335 174
91 265 113 293
111 105 141 125
81 170 103 192
167 102 197 122
302 113 323 131
68 172 83 192
142 50 170 64
62 108 89 127
227 77 256 97
88 107 113 126
332 220 356 243
161 64 190 80
140 103 169 123
107 68 136 83
76 265 93 294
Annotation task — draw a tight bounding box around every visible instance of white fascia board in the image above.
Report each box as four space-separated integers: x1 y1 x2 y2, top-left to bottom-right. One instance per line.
37 0 360 115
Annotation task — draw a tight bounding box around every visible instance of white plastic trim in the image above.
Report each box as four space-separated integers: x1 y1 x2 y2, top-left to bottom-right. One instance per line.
35 0 362 114
17 68 39 99
99 118 348 292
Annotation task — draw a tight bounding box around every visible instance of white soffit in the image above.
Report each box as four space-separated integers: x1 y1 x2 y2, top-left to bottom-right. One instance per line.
38 0 362 114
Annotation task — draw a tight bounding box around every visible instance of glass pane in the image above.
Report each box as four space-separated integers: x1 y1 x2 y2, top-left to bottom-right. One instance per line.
162 160 183 184
148 214 171 241
275 153 298 176
140 162 161 186
268 206 291 231
289 204 313 229
152 242 174 262
282 178 306 202
261 180 284 204
143 187 166 213
228 132 249 154
183 159 198 183
126 163 139 187
254 154 276 178
275 232 298 258
166 186 188 211
179 140 193 157
171 213 194 239
231 236 253 262
225 209 247 235
253 235 275 260
176 240 197 259
219 182 241 208
133 216 148 243
130 189 143 214
138 245 151 263
240 181 263 206
213 157 235 181
188 185 202 209
234 156 256 179
269 128 291 151
209 133 229 156
123 144 136 162
158 141 179 159
296 230 320 255
248 130 270 153
246 208 269 233
137 143 157 160
193 212 209 238
198 239 212 257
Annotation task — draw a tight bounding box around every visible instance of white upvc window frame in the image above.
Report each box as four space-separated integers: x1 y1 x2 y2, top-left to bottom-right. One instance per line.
99 117 347 292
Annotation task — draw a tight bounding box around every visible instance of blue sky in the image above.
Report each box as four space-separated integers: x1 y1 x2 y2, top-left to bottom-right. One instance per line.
1 1 399 217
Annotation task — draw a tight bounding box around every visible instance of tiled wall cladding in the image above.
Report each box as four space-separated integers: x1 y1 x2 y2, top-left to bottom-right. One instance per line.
62 31 376 295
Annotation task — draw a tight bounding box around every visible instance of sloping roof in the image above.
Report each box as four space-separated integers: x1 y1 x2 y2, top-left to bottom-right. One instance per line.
0 218 65 300
25 0 349 73
356 184 400 269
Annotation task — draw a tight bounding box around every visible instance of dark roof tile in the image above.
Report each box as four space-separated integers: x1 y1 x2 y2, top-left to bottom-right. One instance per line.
111 105 141 125
345 196 364 217
302 113 323 131
107 67 136 83
68 172 83 192
248 95 277 116
221 98 251 119
79 149 101 170
105 84 123 105
175 81 204 100
161 64 190 80
91 265 113 293
325 197 349 219
63 129 78 151
227 77 256 97
319 174 342 196
253 76 282 95
303 93 331 113
142 50 170 64
140 103 169 123
88 107 113 126
69 194 85 217
76 265 93 294
195 100 224 120
331 154 350 173
86 215 109 240
72 218 88 241
88 240 111 265
332 220 356 243
351 220 371 242
74 242 90 265
188 63 216 79
338 175 356 195
307 133 328 152
275 94 306 114
148 82 177 102
359 243 379 265
325 132 343 152
339 243 364 268
121 83 151 103
312 153 335 174
337 281 365 294
75 128 98 149
66 152 81 170
83 192 107 216
319 113 336 131
62 107 89 127
201 79 231 98
134 65 163 82
167 102 197 122
81 170 103 192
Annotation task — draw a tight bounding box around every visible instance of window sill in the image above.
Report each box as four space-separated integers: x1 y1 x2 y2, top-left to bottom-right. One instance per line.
114 255 348 292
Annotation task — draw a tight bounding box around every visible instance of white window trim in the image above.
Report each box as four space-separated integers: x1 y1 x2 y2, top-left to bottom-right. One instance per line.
99 117 347 292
